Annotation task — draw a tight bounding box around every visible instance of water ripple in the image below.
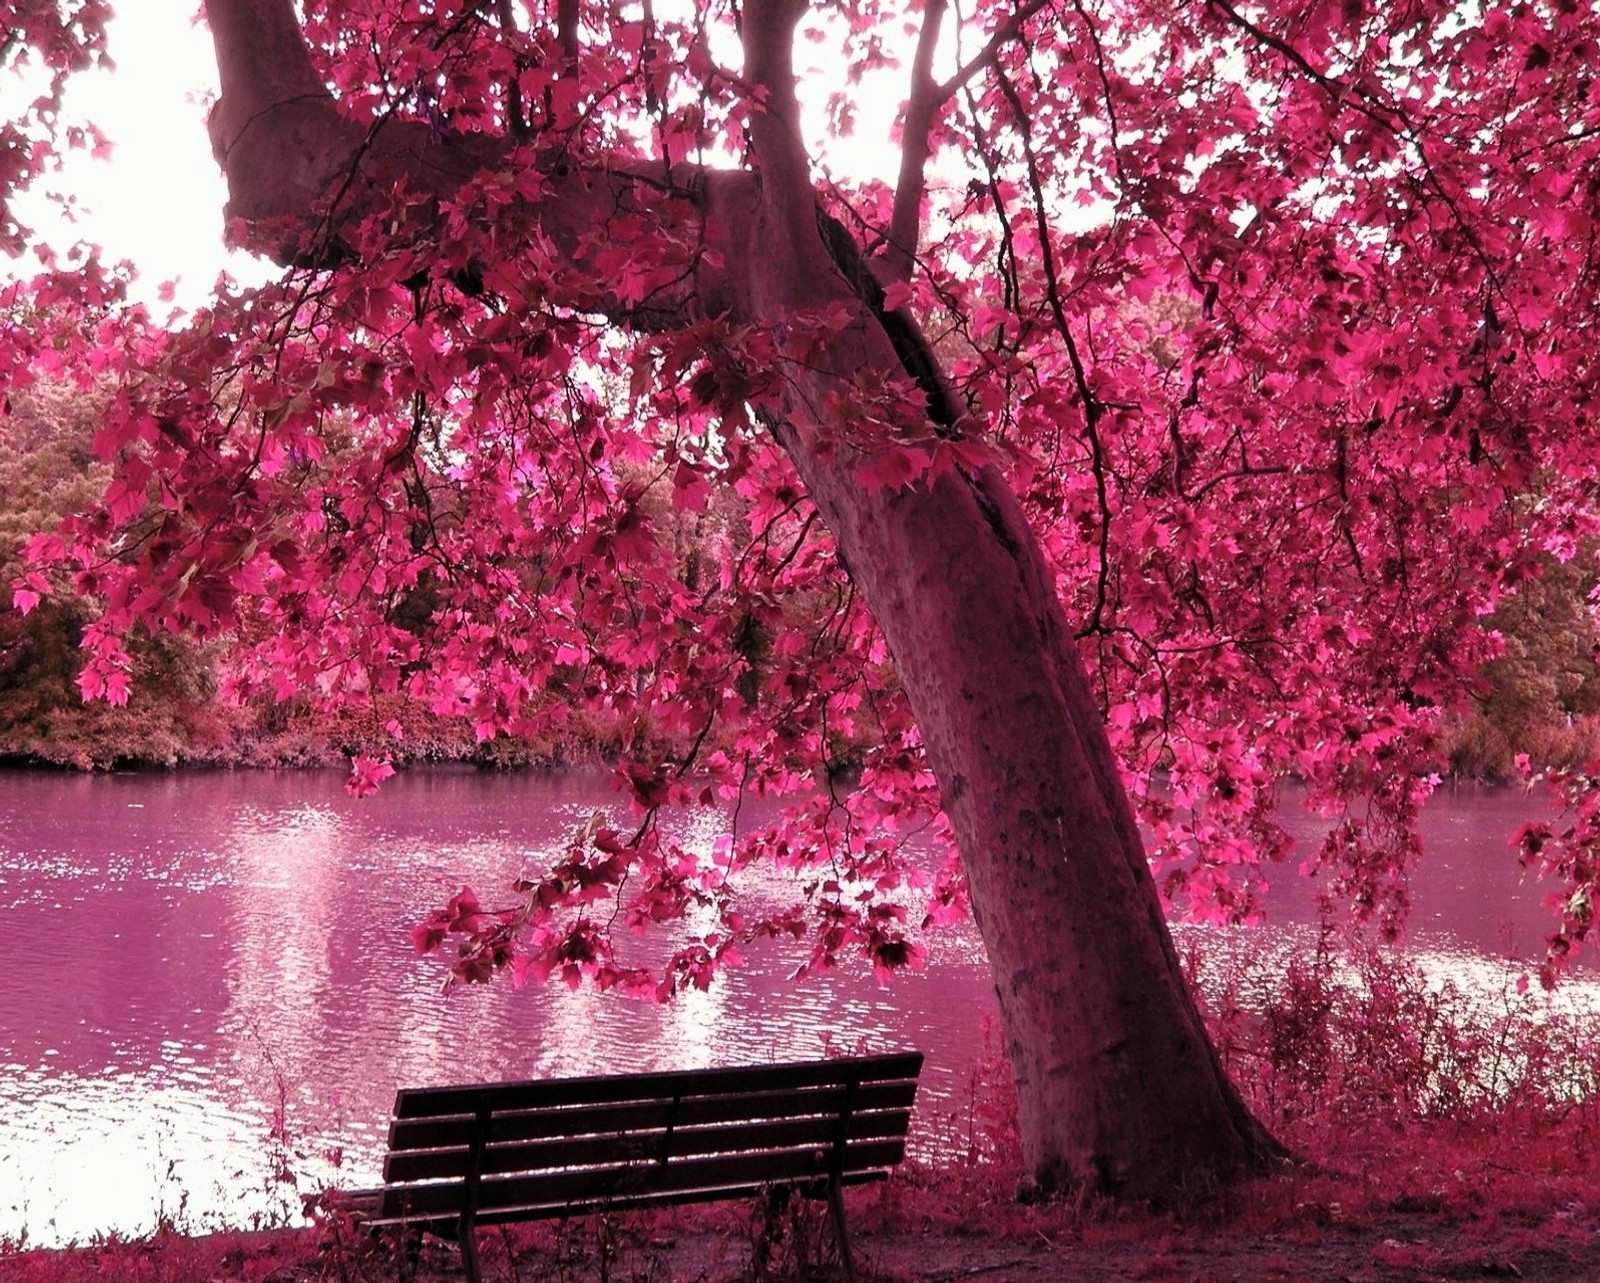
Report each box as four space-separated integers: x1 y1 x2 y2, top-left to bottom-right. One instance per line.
1 767 1594 1247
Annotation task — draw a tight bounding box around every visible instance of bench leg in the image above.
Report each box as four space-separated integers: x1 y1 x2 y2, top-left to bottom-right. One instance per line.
827 1183 857 1283
397 1225 426 1276
753 1186 789 1280
457 1099 490 1283
358 1223 423 1277
457 1220 483 1283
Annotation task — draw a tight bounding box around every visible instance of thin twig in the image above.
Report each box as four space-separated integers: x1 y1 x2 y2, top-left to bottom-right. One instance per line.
935 0 1052 98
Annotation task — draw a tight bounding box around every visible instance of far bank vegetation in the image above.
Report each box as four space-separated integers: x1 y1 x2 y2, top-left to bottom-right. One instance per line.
2 382 1596 779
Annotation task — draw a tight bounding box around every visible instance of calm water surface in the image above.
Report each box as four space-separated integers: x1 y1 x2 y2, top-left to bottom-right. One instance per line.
0 767 1593 1246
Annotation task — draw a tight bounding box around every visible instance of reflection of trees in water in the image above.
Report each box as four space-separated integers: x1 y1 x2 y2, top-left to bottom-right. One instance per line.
223 803 342 1159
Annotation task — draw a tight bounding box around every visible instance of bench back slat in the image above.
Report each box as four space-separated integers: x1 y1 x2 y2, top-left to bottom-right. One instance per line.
391 1052 923 1120
387 1078 919 1155
379 1137 910 1222
385 1107 914 1183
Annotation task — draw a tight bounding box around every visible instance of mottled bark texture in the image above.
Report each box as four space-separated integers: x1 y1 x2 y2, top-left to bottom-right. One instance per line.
203 0 1283 1197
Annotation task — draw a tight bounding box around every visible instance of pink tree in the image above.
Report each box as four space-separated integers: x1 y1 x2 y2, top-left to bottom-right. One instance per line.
7 0 1600 1196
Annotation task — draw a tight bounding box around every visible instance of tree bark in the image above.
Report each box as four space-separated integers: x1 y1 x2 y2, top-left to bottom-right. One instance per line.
776 441 1284 1194
202 0 1284 1197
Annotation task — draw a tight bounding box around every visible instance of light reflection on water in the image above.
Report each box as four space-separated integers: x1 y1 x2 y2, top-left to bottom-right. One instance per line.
0 767 1595 1247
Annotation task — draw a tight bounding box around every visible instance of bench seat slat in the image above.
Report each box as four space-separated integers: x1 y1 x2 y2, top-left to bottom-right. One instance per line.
384 1108 915 1183
388 1079 919 1152
377 1137 909 1221
361 1167 892 1234
392 1052 924 1120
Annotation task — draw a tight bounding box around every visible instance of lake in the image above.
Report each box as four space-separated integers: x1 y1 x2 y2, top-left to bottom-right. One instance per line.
0 766 1593 1246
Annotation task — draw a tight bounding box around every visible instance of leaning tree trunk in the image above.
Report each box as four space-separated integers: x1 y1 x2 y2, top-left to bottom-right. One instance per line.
203 0 1284 1198
774 438 1281 1195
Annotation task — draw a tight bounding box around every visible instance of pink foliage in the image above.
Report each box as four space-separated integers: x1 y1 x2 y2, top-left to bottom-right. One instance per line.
0 0 111 253
1516 759 1600 987
8 0 1600 989
344 754 396 798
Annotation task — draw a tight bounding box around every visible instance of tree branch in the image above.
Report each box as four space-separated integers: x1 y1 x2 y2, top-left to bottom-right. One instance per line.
990 60 1113 635
204 0 325 113
203 0 363 235
202 0 766 331
740 0 830 282
936 0 1052 100
881 0 947 281
1203 0 1515 329
495 0 529 139
201 0 953 454
557 0 580 72
873 0 1049 282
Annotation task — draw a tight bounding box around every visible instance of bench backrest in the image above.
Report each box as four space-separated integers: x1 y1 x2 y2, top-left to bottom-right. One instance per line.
374 1051 924 1227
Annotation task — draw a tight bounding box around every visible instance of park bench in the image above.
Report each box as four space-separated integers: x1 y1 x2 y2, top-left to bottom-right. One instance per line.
342 1050 924 1283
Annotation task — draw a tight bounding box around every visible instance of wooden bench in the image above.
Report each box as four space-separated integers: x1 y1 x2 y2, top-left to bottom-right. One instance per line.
342 1051 924 1283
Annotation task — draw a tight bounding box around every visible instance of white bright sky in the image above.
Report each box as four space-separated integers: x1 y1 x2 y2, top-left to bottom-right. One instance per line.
4 0 921 316
5 0 272 311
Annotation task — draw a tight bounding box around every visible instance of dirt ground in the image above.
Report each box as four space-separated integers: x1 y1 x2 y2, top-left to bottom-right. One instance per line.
303 1182 1600 1283
4 1174 1597 1283
841 1214 1600 1282
5 1211 1599 1282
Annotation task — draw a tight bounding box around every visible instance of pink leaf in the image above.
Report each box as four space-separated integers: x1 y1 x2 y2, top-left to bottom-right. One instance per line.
345 755 396 798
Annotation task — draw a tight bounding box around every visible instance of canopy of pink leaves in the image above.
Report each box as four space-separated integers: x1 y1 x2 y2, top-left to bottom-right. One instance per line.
5 0 1599 990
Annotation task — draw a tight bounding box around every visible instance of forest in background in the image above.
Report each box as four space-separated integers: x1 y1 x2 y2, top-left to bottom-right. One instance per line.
0 373 793 773
4 375 1599 780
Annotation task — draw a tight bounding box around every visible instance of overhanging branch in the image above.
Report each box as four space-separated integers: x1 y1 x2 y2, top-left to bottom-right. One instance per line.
201 0 762 332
